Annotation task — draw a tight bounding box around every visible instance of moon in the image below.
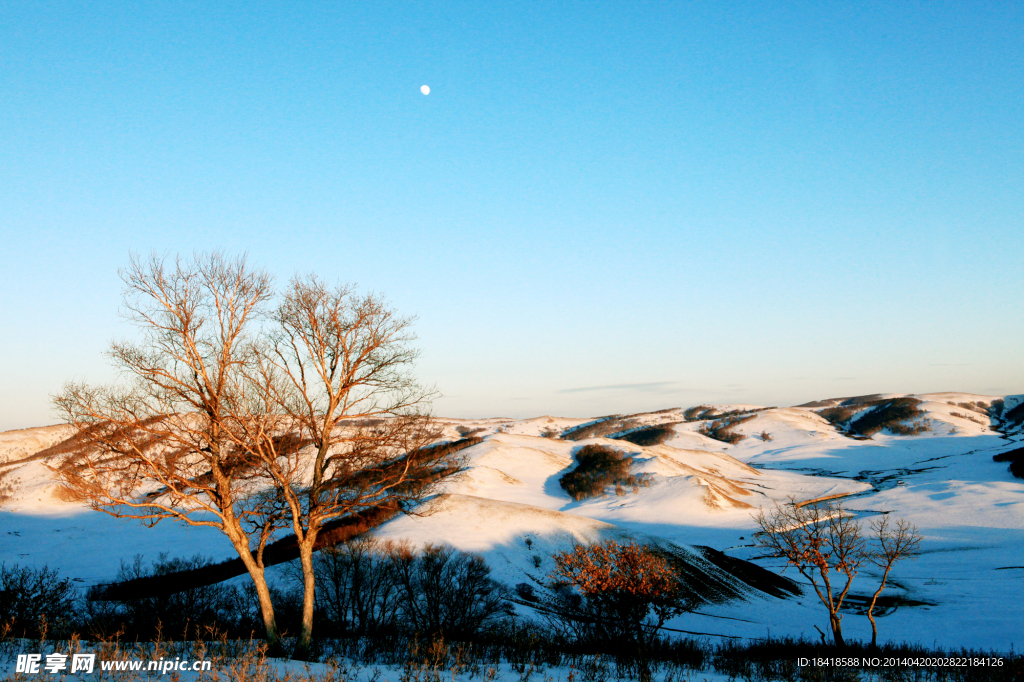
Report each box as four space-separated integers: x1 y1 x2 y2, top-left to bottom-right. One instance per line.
420 85 430 95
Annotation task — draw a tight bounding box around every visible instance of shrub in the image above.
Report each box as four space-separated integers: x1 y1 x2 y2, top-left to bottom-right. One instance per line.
614 424 676 447
547 540 693 677
849 398 927 437
760 431 772 442
559 445 646 500
887 422 929 436
840 394 885 406
958 402 990 415
990 398 1005 418
698 413 756 444
314 540 512 641
391 544 512 640
683 405 715 422
819 404 867 425
0 563 79 638
993 447 1024 480
1005 401 1024 425
515 583 537 602
86 554 247 640
314 537 401 637
992 446 1024 462
561 416 639 441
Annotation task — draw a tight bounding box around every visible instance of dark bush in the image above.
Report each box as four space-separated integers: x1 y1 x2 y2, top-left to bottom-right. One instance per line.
561 416 639 441
819 404 866 425
990 398 1005 419
1005 401 1024 425
683 405 715 421
840 394 885 406
391 544 512 640
313 540 512 641
314 538 401 637
86 554 249 639
992 447 1024 462
515 583 538 602
994 447 1024 480
698 413 756 444
849 397 927 437
559 444 646 500
614 424 676 447
0 563 79 638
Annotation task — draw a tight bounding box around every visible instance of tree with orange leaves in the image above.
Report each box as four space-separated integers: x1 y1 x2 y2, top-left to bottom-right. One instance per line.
549 540 691 678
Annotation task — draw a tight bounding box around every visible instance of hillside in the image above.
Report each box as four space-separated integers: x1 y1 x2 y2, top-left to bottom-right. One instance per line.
1 391 1022 649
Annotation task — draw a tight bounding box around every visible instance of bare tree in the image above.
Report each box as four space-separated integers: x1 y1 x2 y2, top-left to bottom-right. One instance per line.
865 516 921 647
53 257 461 658
753 498 863 646
51 252 286 650
244 275 455 659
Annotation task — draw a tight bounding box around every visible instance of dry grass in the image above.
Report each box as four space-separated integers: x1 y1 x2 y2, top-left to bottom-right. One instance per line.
1 623 1019 681
0 467 21 505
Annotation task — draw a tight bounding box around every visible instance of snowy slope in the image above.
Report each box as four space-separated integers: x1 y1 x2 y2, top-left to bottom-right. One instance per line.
1 391 1022 650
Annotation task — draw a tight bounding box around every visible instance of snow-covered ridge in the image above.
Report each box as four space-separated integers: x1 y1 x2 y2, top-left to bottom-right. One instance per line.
1 390 1022 649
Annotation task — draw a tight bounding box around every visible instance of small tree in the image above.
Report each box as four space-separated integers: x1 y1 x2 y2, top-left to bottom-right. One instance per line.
753 498 863 646
865 516 921 647
549 540 690 680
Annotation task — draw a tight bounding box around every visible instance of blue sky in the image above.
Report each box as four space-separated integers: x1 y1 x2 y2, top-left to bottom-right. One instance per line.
1 1 1022 430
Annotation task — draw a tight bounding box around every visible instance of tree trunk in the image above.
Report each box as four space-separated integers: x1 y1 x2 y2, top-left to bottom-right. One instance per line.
830 613 845 647
251 569 283 654
292 539 317 660
226 528 282 655
867 567 891 649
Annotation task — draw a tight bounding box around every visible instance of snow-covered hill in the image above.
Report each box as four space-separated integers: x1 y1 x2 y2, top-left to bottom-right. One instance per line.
1 391 1022 650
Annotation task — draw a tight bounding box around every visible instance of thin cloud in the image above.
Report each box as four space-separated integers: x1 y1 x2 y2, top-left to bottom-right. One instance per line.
559 381 680 394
